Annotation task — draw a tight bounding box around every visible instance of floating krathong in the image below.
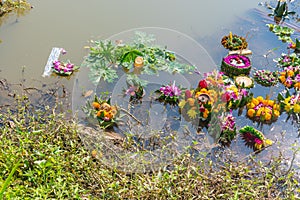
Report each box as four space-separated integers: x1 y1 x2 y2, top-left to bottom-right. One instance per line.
156 81 182 105
52 60 79 76
239 126 273 151
246 96 281 123
278 65 300 90
83 95 119 129
221 32 248 51
221 54 252 77
274 53 300 68
253 70 278 87
278 92 300 115
218 112 237 145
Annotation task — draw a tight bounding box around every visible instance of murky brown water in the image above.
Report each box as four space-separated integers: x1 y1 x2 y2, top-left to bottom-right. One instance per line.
3 0 300 172
0 0 261 83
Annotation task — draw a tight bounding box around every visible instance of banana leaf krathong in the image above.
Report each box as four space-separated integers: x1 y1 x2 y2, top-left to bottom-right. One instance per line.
239 126 273 152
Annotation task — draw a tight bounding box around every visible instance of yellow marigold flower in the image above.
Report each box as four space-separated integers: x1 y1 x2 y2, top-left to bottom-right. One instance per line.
247 109 255 117
274 110 280 117
264 113 272 121
254 143 263 150
280 71 286 76
287 70 295 77
256 96 264 103
247 102 255 109
267 100 274 107
256 108 263 117
187 109 197 119
187 98 195 106
285 104 291 112
178 100 186 109
262 99 269 106
252 98 259 106
284 97 291 104
279 75 286 83
273 104 280 111
294 104 300 113
200 88 208 93
195 92 201 98
264 139 273 146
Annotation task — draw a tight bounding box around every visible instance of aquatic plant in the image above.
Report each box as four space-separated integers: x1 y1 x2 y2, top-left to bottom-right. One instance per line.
221 32 248 51
156 81 182 105
246 96 281 123
83 32 195 85
253 69 279 87
239 126 273 151
267 0 296 24
278 65 300 90
266 24 294 43
221 54 252 76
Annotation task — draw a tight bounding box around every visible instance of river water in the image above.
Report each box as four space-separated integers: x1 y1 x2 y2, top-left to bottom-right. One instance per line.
2 0 300 172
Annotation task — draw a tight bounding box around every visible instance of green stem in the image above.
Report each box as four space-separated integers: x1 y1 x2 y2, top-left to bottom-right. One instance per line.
0 159 21 199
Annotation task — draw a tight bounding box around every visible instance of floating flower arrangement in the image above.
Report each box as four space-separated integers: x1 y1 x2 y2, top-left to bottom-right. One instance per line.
246 96 281 123
239 126 273 151
124 85 145 102
221 32 248 51
83 95 119 129
278 65 300 90
156 81 182 105
221 84 251 110
253 70 278 87
52 49 79 76
218 111 237 145
274 53 300 68
221 54 252 76
278 92 300 115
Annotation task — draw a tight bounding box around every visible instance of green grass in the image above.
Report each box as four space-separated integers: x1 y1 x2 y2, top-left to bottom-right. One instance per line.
0 94 299 199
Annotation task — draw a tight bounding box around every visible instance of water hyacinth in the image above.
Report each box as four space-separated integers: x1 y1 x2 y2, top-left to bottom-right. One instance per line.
157 81 182 104
253 70 278 87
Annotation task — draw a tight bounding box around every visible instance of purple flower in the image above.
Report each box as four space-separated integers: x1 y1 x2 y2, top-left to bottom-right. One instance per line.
61 48 67 55
295 74 300 82
159 81 181 97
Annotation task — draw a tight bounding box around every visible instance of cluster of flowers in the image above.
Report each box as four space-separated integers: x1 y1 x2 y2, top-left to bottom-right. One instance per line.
221 54 252 77
52 49 79 76
92 99 118 128
221 85 250 109
218 111 237 144
156 81 182 104
239 126 273 151
278 65 300 90
253 70 278 87
274 53 300 68
278 92 300 114
246 96 281 123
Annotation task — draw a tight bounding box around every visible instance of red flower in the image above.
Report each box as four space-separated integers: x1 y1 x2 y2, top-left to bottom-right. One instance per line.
221 93 231 102
185 90 192 99
198 79 208 89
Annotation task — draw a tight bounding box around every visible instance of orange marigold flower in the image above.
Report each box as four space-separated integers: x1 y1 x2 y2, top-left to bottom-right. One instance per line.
92 102 101 110
96 110 103 117
264 113 272 121
247 109 255 117
279 75 286 83
252 98 259 106
273 110 280 117
287 70 295 77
